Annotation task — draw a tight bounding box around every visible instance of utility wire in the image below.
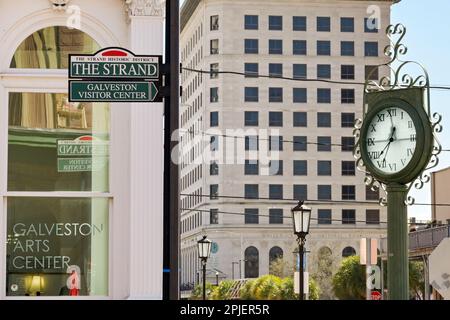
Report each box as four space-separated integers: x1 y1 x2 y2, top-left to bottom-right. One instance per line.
182 67 450 91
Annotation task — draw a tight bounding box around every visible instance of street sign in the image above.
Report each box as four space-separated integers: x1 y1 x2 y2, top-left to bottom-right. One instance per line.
69 81 159 102
69 47 160 79
429 237 450 300
370 290 382 300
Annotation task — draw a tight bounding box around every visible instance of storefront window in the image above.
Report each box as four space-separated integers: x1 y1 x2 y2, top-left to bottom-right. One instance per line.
8 92 110 192
10 26 100 69
6 197 109 296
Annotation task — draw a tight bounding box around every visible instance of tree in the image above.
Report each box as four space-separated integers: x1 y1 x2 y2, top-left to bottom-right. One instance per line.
190 282 215 300
210 280 235 300
269 257 294 278
333 255 426 300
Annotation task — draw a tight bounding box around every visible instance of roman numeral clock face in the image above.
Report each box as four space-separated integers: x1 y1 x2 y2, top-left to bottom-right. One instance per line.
365 107 417 174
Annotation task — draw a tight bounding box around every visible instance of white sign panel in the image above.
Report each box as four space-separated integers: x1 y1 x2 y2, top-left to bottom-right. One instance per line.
294 271 309 294
429 237 450 300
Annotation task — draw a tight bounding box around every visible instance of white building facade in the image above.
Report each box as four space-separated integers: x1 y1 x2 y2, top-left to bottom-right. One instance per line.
0 0 165 299
180 0 396 298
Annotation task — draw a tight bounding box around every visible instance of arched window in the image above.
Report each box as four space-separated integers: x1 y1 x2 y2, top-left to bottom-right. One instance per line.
342 246 356 258
10 26 99 69
269 246 283 264
269 246 284 276
244 246 259 278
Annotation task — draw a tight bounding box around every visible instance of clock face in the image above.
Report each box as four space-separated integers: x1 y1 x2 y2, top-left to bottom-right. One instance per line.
365 106 417 174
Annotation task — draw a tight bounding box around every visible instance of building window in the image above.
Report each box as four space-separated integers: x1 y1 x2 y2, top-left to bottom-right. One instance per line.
317 112 331 127
244 246 259 278
210 15 219 30
210 87 219 102
340 17 354 32
365 42 378 57
341 113 355 128
245 15 259 30
318 161 332 176
210 184 219 199
293 16 307 31
342 210 356 224
245 63 259 77
293 88 307 103
293 136 307 151
210 209 219 224
342 161 355 176
245 160 259 175
269 112 283 126
245 209 259 224
210 63 219 79
341 137 355 152
269 210 283 224
269 63 283 77
318 185 332 200
269 88 283 102
269 184 283 199
210 111 218 127
210 135 219 151
245 87 259 102
365 65 379 80
342 185 355 200
269 16 283 30
366 209 380 224
366 185 380 201
317 88 331 103
245 136 259 151
341 65 355 80
269 136 283 151
245 39 259 54
293 185 308 201
342 247 356 257
341 89 355 104
317 136 331 152
317 64 331 79
245 184 259 199
269 40 283 54
317 16 331 32
293 40 307 55
341 41 354 56
318 209 332 224
269 160 283 175
210 161 219 175
293 112 307 127
293 160 308 176
364 18 379 33
210 39 219 54
245 111 259 126
317 41 331 56
293 64 307 79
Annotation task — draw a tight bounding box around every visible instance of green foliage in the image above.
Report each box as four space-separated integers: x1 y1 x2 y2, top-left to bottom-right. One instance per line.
269 258 293 278
190 282 215 300
239 275 320 300
210 280 235 300
332 256 366 300
409 261 425 299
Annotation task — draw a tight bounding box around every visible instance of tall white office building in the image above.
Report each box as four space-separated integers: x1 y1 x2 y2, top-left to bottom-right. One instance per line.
180 0 397 298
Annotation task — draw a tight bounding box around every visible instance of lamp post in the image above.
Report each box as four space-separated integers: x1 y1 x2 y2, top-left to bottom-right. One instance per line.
291 201 311 301
197 235 212 300
231 261 239 280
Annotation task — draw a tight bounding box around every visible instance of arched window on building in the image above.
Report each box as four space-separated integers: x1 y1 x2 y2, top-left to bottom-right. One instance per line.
269 246 284 276
342 246 356 258
244 246 259 278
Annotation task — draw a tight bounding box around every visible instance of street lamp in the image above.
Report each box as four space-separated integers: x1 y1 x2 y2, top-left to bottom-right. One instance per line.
197 235 212 300
291 200 311 301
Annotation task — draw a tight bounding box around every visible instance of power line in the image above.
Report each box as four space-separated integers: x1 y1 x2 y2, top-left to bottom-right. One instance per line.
182 67 450 91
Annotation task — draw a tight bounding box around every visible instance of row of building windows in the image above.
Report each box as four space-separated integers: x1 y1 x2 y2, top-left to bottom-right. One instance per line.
210 111 356 128
208 208 380 225
181 210 202 235
209 14 379 33
210 87 357 104
209 184 379 202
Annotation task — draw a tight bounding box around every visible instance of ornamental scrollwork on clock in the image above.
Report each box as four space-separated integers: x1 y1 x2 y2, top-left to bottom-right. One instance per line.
353 23 442 206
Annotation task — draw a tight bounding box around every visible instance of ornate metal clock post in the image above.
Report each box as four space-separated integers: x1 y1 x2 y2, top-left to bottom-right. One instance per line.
354 24 442 300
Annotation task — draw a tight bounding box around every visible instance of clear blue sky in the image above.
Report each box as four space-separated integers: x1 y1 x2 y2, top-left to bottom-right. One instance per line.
179 0 450 220
392 0 450 220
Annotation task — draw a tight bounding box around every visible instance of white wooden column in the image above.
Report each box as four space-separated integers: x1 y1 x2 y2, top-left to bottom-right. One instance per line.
126 0 165 299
